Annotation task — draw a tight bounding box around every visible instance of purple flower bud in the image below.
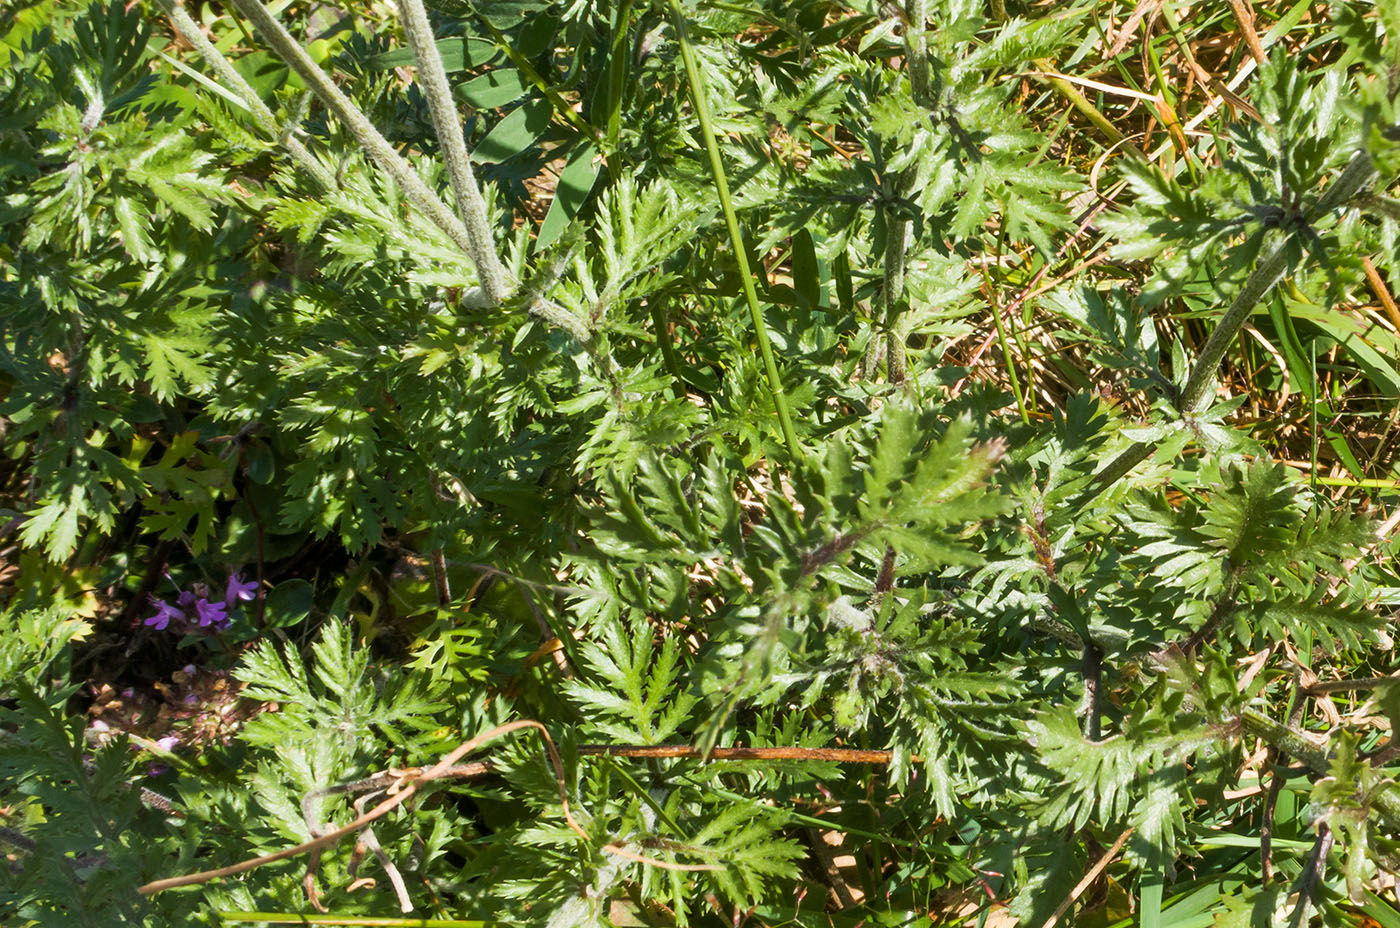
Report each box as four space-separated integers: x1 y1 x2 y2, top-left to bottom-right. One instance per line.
176 590 197 610
224 571 259 608
144 599 183 631
194 598 228 628
155 735 180 752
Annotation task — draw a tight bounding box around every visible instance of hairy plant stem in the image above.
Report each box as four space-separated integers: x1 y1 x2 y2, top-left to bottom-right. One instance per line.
649 302 687 391
870 0 931 386
1288 823 1332 928
228 0 503 301
1082 642 1102 740
1260 750 1285 882
1239 707 1400 829
1179 151 1378 413
155 0 336 190
397 0 511 305
668 0 801 460
1079 149 1379 505
881 207 911 384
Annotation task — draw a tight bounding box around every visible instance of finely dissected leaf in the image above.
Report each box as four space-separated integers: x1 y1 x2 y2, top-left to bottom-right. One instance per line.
3 1 1398 925
565 612 699 744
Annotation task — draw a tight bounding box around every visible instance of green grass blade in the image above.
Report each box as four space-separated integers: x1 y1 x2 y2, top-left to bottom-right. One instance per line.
668 0 801 462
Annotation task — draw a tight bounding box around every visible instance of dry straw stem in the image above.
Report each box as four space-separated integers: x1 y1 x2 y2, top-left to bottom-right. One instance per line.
154 0 336 190
1041 827 1133 928
397 0 510 305
138 737 905 895
138 722 752 896
227 0 506 304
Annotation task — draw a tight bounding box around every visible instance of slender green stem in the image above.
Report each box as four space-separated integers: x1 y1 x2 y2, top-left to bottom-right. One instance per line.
604 0 636 179
1031 58 1140 156
649 302 686 392
1309 341 1318 494
600 756 687 835
154 0 335 190
470 13 602 147
990 295 1029 425
398 0 511 305
668 0 800 460
228 0 501 301
1308 475 1400 489
990 224 1030 421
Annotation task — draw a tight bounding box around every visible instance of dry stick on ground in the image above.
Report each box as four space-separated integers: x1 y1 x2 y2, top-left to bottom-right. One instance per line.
347 790 412 913
141 735 909 895
1041 827 1134 928
1224 0 1268 66
1364 255 1400 332
299 766 480 913
139 721 721 896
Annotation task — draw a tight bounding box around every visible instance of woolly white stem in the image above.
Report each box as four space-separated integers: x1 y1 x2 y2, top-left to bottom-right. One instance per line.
398 0 511 305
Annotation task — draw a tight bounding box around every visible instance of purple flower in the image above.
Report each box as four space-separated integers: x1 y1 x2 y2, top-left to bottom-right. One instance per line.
144 599 183 631
194 598 229 629
176 590 197 610
155 735 180 752
224 571 258 608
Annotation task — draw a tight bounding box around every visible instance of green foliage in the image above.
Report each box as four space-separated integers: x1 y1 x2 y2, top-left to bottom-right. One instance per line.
3 0 1400 925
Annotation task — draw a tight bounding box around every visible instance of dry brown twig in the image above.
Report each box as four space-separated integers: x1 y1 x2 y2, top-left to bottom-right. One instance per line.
138 729 910 896
1041 827 1134 928
139 721 716 896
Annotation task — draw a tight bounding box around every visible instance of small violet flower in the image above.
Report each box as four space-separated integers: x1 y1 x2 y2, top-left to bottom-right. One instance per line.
155 735 180 752
145 598 183 631
194 598 229 629
224 571 258 608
